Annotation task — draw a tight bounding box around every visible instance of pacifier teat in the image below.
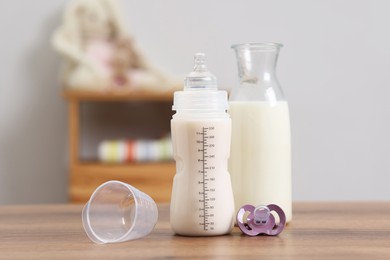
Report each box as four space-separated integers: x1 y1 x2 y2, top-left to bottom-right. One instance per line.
236 204 286 236
253 205 271 224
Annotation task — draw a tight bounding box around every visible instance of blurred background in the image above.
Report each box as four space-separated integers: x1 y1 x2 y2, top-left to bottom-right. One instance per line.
0 0 389 204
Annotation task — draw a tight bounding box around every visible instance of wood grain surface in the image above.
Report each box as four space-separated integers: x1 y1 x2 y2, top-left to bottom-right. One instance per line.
62 89 174 102
0 202 389 259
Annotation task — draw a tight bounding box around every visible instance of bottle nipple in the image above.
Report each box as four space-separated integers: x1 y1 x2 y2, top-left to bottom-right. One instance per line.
172 52 227 112
194 53 207 71
184 53 217 91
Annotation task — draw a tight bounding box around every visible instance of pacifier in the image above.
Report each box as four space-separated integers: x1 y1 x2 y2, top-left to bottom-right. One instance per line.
236 204 286 236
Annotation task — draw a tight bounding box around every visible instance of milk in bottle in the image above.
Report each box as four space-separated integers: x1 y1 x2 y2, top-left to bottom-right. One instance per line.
170 53 235 236
229 43 292 222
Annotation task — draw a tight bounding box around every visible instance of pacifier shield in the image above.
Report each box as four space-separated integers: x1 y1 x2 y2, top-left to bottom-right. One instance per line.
237 204 286 236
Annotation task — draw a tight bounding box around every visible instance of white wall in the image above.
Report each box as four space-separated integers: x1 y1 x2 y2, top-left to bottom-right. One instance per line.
0 0 389 204
0 0 68 204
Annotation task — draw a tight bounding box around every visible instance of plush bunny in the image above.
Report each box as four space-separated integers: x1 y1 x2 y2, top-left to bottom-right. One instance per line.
52 0 180 91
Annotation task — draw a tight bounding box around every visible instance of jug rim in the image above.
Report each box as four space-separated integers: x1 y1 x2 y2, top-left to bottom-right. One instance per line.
231 42 283 50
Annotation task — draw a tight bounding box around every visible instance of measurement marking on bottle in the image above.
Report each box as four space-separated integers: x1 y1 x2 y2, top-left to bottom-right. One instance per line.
196 126 216 231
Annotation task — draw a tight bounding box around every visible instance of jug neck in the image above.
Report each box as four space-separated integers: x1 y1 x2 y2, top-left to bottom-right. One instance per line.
232 43 282 84
231 43 285 102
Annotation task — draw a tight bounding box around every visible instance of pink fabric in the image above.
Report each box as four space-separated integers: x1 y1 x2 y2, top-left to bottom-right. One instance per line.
85 40 115 76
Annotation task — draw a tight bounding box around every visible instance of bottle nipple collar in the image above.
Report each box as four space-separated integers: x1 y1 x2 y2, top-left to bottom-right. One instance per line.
237 204 286 236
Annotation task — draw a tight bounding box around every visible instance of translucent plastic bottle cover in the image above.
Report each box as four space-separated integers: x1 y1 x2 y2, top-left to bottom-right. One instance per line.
170 53 235 236
229 43 292 222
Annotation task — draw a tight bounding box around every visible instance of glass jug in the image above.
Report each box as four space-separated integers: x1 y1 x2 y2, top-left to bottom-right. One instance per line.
229 43 292 222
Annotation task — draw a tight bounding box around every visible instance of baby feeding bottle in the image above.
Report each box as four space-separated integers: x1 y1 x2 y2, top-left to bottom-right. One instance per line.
229 43 292 222
170 53 235 236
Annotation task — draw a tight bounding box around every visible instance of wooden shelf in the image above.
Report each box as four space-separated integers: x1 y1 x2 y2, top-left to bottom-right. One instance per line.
63 88 175 203
70 162 175 203
63 89 174 102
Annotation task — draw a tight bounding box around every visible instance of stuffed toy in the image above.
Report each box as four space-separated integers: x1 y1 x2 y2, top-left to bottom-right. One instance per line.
52 0 180 91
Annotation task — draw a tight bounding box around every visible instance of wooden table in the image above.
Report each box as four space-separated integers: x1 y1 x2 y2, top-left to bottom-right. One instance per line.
1 203 389 259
